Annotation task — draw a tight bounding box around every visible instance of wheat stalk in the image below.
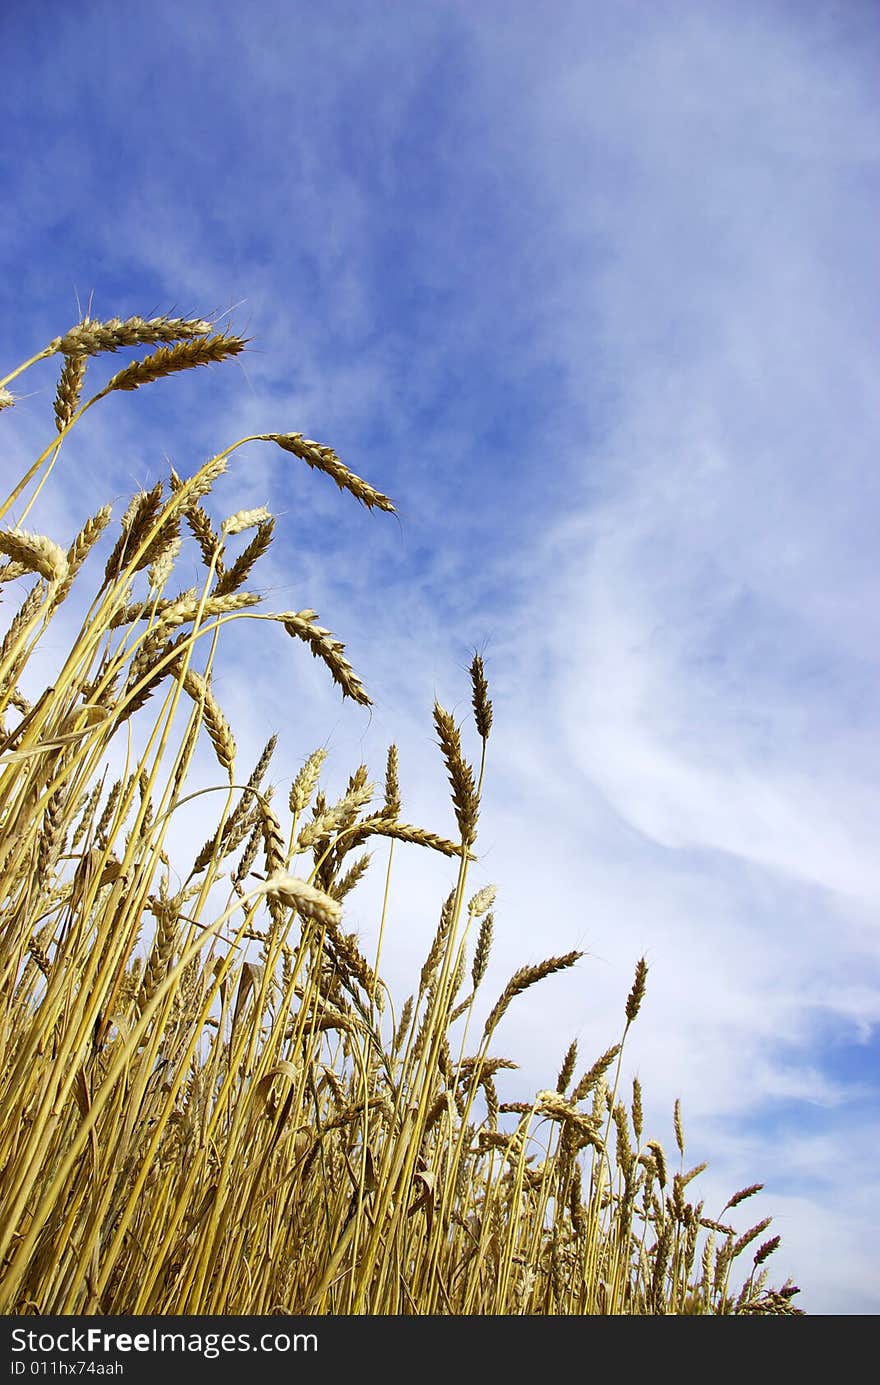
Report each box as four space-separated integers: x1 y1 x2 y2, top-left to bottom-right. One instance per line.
280 609 371 706
0 529 68 584
101 334 246 394
53 352 88 432
433 701 479 847
52 314 213 356
0 306 798 1319
483 951 583 1040
262 432 395 513
181 667 236 779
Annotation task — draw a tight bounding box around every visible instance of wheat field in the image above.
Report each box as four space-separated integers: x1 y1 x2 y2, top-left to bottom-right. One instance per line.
0 314 802 1315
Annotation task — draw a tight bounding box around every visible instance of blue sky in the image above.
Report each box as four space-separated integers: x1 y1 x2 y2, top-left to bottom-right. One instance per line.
2 0 879 1313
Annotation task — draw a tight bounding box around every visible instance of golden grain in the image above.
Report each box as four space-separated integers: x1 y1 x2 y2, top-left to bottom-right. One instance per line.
181 668 236 779
53 352 87 432
260 870 342 928
632 1075 644 1146
753 1234 781 1266
732 1218 773 1260
148 533 182 592
360 818 468 858
102 483 164 584
625 956 648 1025
289 747 328 816
259 797 287 877
383 744 400 818
53 314 212 357
646 1139 668 1188
433 700 479 847
263 432 395 513
555 1039 578 1095
103 334 246 394
280 609 371 706
673 1097 685 1159
213 519 274 597
571 1043 621 1104
469 652 493 741
483 951 583 1040
724 1183 764 1211
0 310 797 1319
467 883 496 917
0 528 68 584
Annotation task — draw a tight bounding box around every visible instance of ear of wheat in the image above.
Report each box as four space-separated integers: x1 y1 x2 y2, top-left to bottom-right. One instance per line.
0 310 799 1317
